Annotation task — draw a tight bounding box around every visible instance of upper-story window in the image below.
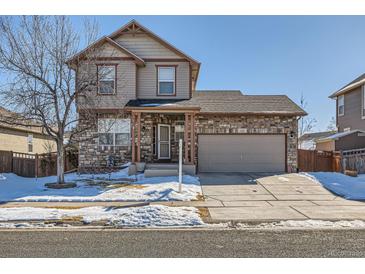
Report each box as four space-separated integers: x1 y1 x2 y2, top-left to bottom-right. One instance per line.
338 95 344 116
97 65 116 94
157 66 176 96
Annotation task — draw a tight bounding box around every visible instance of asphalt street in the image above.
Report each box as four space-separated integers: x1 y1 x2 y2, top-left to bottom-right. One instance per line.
1 228 365 257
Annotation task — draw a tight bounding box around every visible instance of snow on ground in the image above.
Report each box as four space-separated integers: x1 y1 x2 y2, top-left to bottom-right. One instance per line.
0 168 201 202
237 219 365 229
0 205 205 228
301 172 365 200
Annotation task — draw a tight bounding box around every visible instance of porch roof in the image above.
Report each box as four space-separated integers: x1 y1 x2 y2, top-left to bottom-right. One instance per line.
125 91 306 116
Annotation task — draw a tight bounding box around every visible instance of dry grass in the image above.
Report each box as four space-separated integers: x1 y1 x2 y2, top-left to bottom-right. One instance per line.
106 184 146 189
60 216 83 222
198 207 210 218
196 194 205 201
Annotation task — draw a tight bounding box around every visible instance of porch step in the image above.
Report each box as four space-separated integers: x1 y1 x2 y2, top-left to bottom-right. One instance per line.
143 163 196 177
145 163 178 170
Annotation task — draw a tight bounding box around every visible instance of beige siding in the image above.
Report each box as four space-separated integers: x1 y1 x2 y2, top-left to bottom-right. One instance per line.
338 86 365 131
77 60 136 109
99 43 129 58
137 61 190 99
114 33 181 58
316 140 335 151
0 127 56 154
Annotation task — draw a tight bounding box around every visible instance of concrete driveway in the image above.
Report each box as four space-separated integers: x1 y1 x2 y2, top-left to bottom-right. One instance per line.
198 172 365 222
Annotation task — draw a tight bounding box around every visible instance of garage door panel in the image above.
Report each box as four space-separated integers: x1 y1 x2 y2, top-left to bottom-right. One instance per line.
198 135 285 173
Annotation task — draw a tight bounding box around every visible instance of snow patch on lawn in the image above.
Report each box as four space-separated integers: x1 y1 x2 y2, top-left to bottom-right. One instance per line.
237 219 365 229
0 205 205 227
0 168 201 202
300 172 365 200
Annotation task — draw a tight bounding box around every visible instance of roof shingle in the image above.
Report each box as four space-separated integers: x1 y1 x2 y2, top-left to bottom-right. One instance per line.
126 90 306 116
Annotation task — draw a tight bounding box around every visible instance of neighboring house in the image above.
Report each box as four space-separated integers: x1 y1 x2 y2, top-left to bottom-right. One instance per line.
68 20 306 174
0 107 56 154
329 73 365 151
316 130 365 151
298 131 336 150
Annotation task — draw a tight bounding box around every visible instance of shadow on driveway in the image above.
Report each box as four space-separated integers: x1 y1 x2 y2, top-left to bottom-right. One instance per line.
198 172 282 186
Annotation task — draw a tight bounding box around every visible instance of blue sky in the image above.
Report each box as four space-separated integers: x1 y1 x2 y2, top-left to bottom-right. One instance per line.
71 15 365 131
21 16 365 130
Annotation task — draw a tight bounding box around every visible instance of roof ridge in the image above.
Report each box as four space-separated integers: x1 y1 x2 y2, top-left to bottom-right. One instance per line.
108 19 200 65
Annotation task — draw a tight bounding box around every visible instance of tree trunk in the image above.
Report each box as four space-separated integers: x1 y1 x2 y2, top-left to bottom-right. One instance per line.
56 140 65 184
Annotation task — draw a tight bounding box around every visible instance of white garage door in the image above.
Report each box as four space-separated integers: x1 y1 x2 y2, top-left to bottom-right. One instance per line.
198 134 286 173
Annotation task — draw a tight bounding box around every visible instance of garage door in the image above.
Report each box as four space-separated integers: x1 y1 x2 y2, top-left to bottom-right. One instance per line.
198 134 286 172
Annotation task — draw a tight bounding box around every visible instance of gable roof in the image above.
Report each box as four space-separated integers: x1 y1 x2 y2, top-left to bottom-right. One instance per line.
109 20 200 66
0 107 49 135
67 20 201 88
329 73 365 99
317 129 365 142
126 90 307 116
67 35 145 66
299 131 337 142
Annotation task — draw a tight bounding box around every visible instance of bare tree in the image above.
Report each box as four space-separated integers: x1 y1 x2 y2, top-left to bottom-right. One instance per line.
0 16 107 184
327 116 337 131
298 93 317 137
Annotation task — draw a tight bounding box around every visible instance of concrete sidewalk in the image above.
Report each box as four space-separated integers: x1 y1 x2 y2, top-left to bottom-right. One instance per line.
201 173 365 222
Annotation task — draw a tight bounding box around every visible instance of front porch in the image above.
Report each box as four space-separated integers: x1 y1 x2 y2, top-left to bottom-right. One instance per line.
129 109 198 168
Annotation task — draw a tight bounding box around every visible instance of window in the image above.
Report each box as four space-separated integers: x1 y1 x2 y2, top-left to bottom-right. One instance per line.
98 65 116 94
98 118 130 146
27 134 33 153
175 121 184 142
157 66 175 95
338 95 344 116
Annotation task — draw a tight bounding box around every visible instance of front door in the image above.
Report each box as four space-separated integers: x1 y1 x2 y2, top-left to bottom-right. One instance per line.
158 124 171 159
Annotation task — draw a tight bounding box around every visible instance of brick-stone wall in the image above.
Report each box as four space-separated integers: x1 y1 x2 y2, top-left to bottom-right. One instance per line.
140 113 185 162
195 114 298 172
78 111 132 171
78 111 298 172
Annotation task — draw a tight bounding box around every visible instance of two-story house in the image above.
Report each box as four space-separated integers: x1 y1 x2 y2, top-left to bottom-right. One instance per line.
68 20 306 174
319 74 365 151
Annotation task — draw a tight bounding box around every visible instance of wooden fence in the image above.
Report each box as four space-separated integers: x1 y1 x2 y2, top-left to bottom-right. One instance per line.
0 150 78 177
297 149 341 172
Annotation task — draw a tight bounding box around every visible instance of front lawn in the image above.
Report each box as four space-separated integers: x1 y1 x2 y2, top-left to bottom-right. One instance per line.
301 172 365 200
0 167 202 202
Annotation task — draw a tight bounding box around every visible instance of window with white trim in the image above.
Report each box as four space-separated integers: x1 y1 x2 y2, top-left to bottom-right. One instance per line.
158 67 175 95
338 95 344 116
175 121 184 142
27 134 33 153
98 118 130 146
98 65 116 94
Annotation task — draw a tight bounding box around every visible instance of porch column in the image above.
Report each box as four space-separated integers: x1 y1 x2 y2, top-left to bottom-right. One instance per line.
184 112 190 164
190 113 195 165
137 112 141 162
131 112 136 163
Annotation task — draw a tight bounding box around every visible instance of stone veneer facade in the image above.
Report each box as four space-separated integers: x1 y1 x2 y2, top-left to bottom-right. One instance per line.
78 111 132 171
78 112 298 172
195 114 298 172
